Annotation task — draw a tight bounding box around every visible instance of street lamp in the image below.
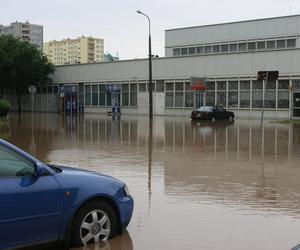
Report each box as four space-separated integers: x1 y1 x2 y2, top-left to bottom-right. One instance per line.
137 10 153 119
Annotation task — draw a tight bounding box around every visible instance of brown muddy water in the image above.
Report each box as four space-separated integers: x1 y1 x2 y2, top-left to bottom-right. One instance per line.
2 113 300 250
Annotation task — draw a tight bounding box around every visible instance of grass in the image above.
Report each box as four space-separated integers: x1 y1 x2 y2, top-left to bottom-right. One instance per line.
269 119 300 125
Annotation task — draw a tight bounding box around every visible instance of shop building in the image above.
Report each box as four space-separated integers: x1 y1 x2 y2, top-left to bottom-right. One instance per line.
51 15 300 118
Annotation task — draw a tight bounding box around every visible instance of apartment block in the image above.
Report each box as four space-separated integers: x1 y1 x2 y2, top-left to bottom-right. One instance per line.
0 21 43 50
43 36 104 65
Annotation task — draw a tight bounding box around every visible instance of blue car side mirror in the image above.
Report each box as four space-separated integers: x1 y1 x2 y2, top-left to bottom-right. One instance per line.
34 162 45 177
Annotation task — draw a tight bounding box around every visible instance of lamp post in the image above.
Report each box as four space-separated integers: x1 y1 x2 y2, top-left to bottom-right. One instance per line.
137 10 153 119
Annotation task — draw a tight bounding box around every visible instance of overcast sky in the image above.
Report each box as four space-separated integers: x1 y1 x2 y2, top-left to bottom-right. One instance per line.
1 0 300 59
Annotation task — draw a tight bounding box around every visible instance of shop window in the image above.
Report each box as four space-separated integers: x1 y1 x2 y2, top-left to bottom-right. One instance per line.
175 92 183 107
228 92 238 107
92 85 98 106
257 41 265 50
156 80 164 92
287 39 296 48
206 81 215 90
238 43 246 51
196 47 203 54
166 82 174 91
139 83 146 92
185 92 194 107
213 45 220 53
206 92 215 106
217 81 226 90
240 91 250 108
122 84 129 106
204 46 212 53
175 82 183 91
278 80 289 89
278 91 289 109
228 81 238 90
252 91 263 108
248 42 256 50
188 47 195 54
266 80 276 90
181 48 187 55
221 44 229 52
85 85 91 106
217 92 226 107
252 80 263 90
267 40 275 49
230 44 237 52
130 84 137 106
165 92 174 107
276 40 285 49
264 91 276 108
173 48 180 56
240 80 250 90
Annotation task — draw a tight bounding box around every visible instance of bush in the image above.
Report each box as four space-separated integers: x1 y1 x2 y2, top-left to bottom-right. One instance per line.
0 99 10 117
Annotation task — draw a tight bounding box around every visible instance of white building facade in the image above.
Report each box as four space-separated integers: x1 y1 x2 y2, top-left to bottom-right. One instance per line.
52 15 300 119
0 21 43 50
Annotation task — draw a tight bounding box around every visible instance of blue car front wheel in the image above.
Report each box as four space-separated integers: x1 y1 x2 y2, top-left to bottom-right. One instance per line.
71 201 118 246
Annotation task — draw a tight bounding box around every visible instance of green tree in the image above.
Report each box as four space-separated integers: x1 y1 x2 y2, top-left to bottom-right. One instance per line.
0 35 55 113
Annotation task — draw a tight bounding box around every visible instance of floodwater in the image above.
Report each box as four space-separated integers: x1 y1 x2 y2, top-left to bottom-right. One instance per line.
2 113 300 250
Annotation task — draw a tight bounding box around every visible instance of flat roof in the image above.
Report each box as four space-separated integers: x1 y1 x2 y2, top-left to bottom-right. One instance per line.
165 14 300 32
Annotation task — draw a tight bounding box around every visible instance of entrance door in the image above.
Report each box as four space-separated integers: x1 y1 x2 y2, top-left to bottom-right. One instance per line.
195 92 204 108
293 93 300 118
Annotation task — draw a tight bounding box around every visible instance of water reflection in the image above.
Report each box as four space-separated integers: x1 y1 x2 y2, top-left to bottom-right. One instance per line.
3 113 300 250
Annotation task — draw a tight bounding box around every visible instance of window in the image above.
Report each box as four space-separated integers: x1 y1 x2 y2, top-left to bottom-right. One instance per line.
217 81 226 90
221 44 229 52
248 42 256 50
278 80 289 89
166 82 174 91
173 48 180 56
130 84 137 106
217 92 226 107
213 45 220 53
99 85 105 106
230 44 237 52
276 40 285 48
278 91 289 109
265 91 276 108
204 46 212 53
206 92 215 106
196 46 203 54
165 92 174 107
181 48 187 55
238 43 246 51
252 91 263 108
252 80 263 90
240 80 250 90
228 81 238 107
188 47 195 54
92 85 98 106
266 80 276 90
267 40 275 49
206 81 215 90
240 91 250 108
139 83 146 92
287 39 296 48
257 41 265 50
185 92 194 107
122 84 129 106
85 85 91 106
156 80 164 92
0 145 34 178
228 81 238 90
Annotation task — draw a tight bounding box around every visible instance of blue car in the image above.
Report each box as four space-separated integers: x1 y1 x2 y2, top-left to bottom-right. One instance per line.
0 139 134 249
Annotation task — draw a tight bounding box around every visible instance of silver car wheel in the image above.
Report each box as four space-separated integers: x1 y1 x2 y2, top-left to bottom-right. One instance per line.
80 209 111 245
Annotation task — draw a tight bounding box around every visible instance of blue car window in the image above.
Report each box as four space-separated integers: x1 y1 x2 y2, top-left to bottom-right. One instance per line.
0 145 34 177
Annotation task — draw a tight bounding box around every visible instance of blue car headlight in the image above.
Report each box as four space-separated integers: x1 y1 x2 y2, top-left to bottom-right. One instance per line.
124 185 131 196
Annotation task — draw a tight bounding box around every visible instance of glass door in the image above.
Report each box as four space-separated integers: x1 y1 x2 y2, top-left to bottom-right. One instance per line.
195 92 203 108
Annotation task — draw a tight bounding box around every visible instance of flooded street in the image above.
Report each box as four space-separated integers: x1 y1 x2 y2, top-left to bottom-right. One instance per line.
3 113 300 250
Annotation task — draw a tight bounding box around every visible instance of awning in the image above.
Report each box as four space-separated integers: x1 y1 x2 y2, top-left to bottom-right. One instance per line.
190 84 208 91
